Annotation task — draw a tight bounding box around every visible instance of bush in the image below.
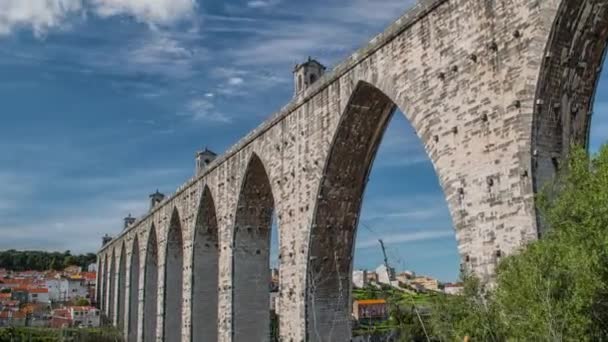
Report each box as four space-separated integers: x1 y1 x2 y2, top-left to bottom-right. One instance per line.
430 145 608 341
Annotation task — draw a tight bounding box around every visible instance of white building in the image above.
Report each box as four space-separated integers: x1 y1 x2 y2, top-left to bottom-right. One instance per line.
443 283 464 295
60 278 88 301
375 264 395 285
28 288 50 304
45 279 61 302
352 270 368 288
69 306 100 327
46 277 88 302
87 263 97 273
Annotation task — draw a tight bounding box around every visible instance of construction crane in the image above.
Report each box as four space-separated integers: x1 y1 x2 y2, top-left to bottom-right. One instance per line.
376 239 430 342
378 238 395 282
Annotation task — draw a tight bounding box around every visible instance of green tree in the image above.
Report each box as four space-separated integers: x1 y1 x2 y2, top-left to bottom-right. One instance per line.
74 298 90 306
430 145 608 341
493 146 608 340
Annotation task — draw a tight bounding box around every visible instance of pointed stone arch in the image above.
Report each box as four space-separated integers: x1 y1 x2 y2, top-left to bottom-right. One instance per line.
305 81 443 341
128 236 140 342
232 153 276 342
163 208 184 342
531 1 608 232
117 242 127 329
108 250 116 322
192 185 219 341
143 226 159 342
100 254 107 313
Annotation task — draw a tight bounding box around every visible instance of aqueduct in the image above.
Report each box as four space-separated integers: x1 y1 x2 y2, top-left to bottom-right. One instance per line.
96 0 608 340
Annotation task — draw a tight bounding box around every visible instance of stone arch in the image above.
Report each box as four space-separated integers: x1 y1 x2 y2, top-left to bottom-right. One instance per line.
100 254 107 312
305 81 446 341
117 242 127 329
532 1 608 227
232 153 276 342
128 236 140 342
143 226 159 342
191 185 219 341
108 250 116 322
163 208 184 342
96 257 102 308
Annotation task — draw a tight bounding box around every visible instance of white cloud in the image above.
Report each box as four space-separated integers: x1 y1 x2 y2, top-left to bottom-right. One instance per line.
126 32 204 78
247 0 280 9
184 98 232 123
0 0 197 38
229 0 414 67
0 166 188 253
91 0 196 26
356 230 454 249
0 0 83 37
228 77 244 86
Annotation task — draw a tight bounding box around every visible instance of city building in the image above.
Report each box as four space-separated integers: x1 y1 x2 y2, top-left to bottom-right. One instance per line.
50 308 71 329
411 276 439 291
395 271 415 284
365 271 378 284
352 299 388 321
443 282 464 295
28 288 50 304
352 270 368 288
64 266 82 274
69 306 100 327
375 264 395 285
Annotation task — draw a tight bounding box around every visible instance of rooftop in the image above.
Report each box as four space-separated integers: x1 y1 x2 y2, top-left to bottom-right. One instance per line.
355 299 387 305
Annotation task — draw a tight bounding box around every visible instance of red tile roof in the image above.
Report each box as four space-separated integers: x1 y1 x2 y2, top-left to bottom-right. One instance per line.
28 288 48 294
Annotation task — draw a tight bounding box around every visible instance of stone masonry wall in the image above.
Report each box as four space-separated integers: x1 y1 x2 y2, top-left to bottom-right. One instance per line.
97 0 608 341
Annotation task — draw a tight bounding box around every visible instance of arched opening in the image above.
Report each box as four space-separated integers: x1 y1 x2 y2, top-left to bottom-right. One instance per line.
306 81 457 341
163 209 184 341
531 2 608 223
96 258 102 308
191 186 219 341
591 64 608 152
310 74 316 85
269 214 280 342
143 227 158 342
100 255 107 313
108 251 116 323
298 74 303 92
117 243 127 330
128 237 140 342
232 154 275 342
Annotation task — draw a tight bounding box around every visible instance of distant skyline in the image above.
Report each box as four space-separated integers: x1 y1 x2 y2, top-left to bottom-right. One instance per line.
0 0 607 283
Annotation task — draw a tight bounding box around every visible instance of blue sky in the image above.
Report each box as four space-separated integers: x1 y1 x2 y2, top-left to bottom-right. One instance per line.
0 0 606 282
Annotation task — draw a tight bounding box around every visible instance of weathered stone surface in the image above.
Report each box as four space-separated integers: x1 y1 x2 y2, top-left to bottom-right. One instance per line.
97 0 608 341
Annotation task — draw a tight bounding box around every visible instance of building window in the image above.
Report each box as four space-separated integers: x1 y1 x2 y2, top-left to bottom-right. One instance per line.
310 74 316 84
298 74 303 92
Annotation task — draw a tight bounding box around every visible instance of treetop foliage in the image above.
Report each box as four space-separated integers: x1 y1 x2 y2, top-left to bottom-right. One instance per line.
430 145 608 341
0 250 96 272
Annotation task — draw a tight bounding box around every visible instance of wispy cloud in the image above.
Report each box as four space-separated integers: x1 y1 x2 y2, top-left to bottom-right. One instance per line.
356 229 454 249
91 0 197 27
247 0 281 9
0 166 189 253
124 31 206 79
183 97 232 123
0 0 83 37
0 0 198 38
